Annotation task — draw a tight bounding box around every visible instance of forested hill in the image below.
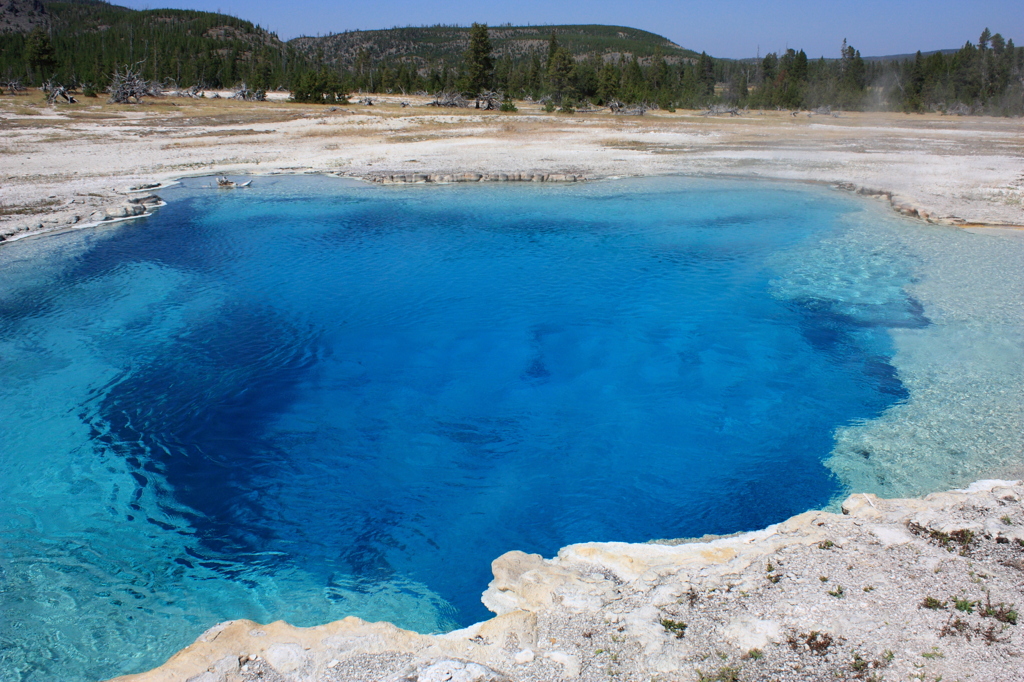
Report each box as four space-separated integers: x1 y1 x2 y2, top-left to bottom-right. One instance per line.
289 24 698 71
0 0 48 34
0 0 310 88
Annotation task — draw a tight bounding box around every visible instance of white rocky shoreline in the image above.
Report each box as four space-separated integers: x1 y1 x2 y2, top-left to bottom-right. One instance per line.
2 170 1013 252
110 480 1024 682
2 100 1022 248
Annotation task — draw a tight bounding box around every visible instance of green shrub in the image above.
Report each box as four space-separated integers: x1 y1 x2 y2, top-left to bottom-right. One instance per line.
291 70 349 104
660 618 687 638
954 597 976 613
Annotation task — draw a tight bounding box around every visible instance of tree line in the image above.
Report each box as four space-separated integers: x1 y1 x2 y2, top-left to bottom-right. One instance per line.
2 12 1021 115
300 24 1023 115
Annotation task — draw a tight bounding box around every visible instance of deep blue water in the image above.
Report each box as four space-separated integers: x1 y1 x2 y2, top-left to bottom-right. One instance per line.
0 176 927 680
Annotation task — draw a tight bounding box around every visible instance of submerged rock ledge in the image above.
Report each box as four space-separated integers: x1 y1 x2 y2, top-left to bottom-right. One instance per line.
112 480 1024 682
369 172 587 184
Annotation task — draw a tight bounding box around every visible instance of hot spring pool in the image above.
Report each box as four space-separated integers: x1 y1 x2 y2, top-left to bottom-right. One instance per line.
1 176 1022 681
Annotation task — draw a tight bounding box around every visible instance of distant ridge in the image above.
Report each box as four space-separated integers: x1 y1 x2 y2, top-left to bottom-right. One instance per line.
289 24 700 69
861 49 959 63
731 48 960 64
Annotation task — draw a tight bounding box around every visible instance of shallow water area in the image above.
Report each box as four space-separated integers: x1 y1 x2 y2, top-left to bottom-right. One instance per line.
0 175 1022 681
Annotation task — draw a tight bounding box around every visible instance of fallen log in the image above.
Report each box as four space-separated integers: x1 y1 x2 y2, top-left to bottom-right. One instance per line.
231 83 266 102
429 92 469 108
610 100 647 116
43 79 77 104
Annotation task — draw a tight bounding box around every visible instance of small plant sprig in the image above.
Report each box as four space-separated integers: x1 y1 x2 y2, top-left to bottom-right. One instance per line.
954 596 977 614
908 523 975 556
660 618 687 638
981 593 1018 625
696 665 741 682
788 630 835 655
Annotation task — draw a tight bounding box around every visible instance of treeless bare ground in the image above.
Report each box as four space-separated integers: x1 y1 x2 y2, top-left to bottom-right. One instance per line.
1 92 1022 242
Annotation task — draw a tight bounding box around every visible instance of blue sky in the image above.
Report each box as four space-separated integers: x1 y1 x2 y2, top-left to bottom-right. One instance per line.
120 0 1024 59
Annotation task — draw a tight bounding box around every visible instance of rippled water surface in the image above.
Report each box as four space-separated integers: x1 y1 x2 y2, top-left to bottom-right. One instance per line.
1 176 1022 681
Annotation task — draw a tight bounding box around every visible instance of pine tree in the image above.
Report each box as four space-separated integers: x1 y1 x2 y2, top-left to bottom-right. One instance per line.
622 56 645 102
547 47 575 101
696 52 715 97
464 22 493 95
761 52 778 84
24 27 57 84
793 50 808 82
292 69 347 103
597 60 620 103
979 28 992 51
547 32 560 71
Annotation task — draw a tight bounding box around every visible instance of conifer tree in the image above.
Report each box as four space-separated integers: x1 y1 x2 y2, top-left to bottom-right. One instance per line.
597 60 620 103
547 47 575 101
464 22 493 95
979 28 992 51
696 52 715 96
761 52 778 84
547 32 560 70
24 27 56 84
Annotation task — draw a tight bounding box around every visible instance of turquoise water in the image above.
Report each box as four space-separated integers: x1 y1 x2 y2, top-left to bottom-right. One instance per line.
1 176 1020 681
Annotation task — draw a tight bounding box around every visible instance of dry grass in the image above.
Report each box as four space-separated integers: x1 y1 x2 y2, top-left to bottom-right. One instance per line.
187 128 276 137
0 197 61 217
5 106 43 116
64 110 127 120
161 139 230 149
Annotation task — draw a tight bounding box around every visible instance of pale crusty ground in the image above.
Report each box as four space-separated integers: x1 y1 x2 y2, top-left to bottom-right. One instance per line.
111 481 1024 682
1 92 1022 243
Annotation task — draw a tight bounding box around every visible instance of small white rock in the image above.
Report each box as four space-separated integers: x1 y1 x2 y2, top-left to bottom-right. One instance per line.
544 651 580 678
513 649 535 664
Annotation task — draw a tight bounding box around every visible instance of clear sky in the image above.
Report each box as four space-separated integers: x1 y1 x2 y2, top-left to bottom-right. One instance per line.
119 0 1024 59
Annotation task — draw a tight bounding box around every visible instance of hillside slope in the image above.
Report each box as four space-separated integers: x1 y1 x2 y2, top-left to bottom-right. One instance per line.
290 24 698 70
0 0 48 33
0 0 309 87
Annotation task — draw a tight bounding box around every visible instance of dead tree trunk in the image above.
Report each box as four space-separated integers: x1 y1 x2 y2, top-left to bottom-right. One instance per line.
3 78 26 95
109 63 161 104
474 91 501 110
231 83 266 101
43 79 77 104
610 101 648 116
176 85 204 98
429 92 469 108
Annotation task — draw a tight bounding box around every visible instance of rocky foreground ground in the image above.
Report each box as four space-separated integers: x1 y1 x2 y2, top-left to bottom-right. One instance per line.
112 480 1024 682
